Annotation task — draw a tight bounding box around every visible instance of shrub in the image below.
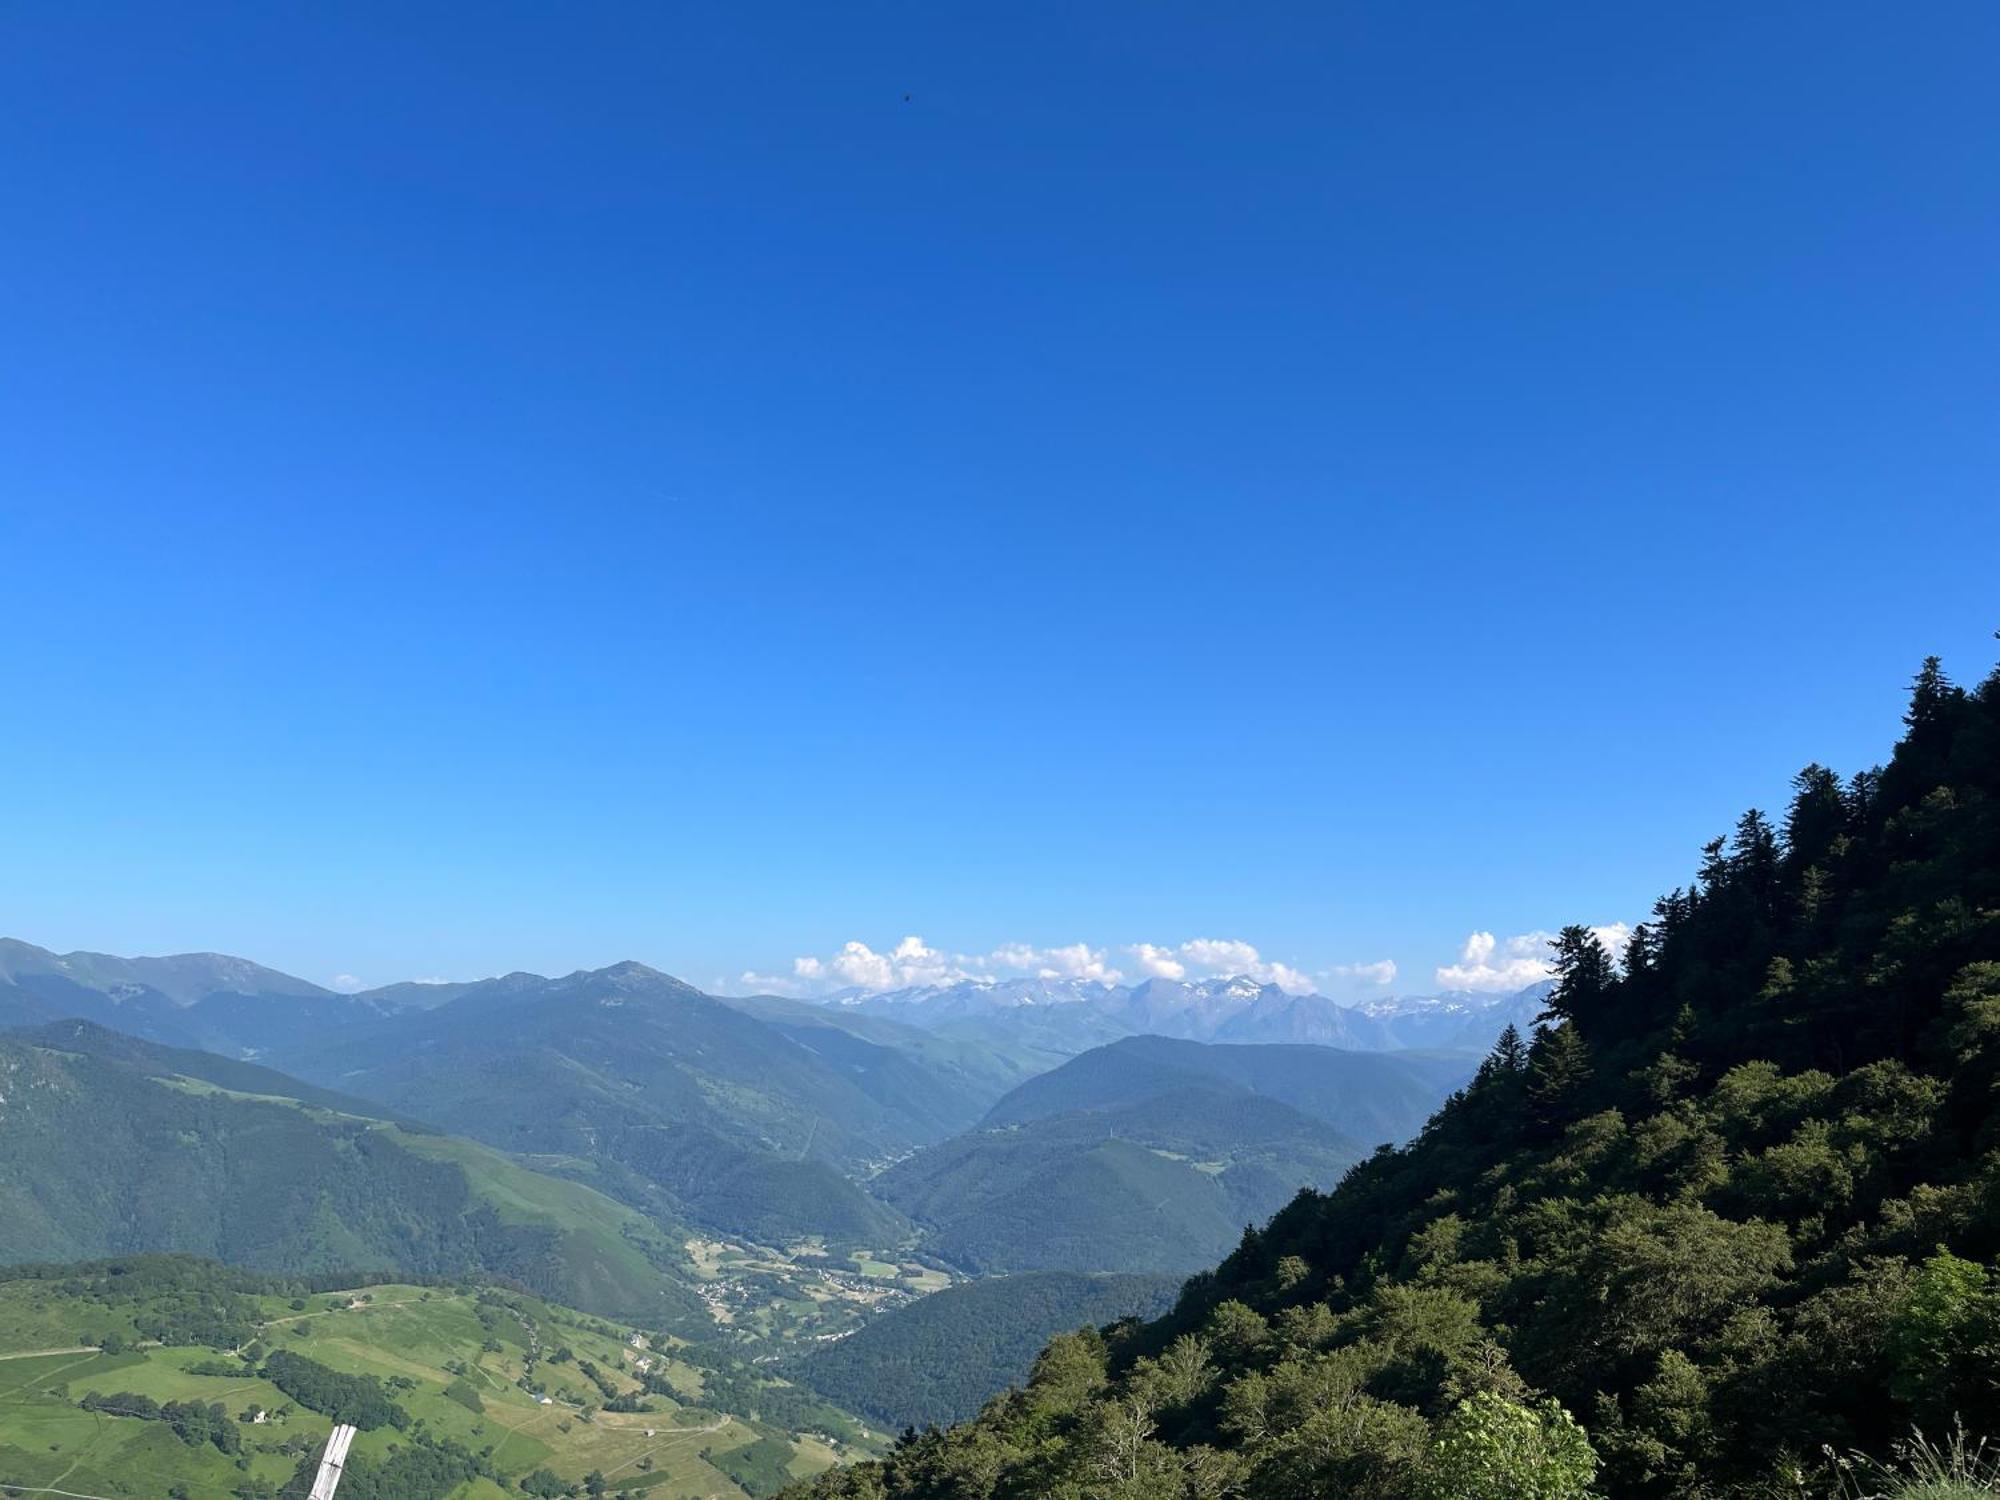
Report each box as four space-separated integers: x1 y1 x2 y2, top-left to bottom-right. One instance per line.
1425 1391 1600 1500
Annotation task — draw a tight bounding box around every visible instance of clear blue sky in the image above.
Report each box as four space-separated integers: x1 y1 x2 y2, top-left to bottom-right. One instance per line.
2 2 1995 996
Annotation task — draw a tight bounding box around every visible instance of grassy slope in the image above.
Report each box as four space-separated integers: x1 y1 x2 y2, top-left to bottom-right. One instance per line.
0 1276 871 1499
380 1126 702 1330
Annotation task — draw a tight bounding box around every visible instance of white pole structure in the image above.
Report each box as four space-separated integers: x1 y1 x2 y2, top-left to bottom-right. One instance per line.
306 1423 359 1500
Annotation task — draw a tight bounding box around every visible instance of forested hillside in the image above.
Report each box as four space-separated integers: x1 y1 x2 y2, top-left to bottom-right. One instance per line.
800 1272 1181 1431
0 1023 701 1328
875 1091 1365 1275
785 652 2000 1499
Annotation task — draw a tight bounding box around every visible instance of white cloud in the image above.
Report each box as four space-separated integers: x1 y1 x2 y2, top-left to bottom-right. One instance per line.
817 936 968 991
1435 923 1633 992
1436 930 1553 991
329 974 363 993
1590 922 1634 960
1127 943 1187 981
765 933 1372 1000
1180 937 1260 973
997 941 1122 983
1328 959 1398 987
777 936 1122 993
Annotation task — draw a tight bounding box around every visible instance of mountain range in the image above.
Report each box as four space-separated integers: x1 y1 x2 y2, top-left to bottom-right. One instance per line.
0 934 1548 1066
1 936 1514 1268
807 972 1550 1057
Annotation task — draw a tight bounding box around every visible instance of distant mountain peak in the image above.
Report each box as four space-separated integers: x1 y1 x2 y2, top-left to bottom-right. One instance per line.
592 959 670 981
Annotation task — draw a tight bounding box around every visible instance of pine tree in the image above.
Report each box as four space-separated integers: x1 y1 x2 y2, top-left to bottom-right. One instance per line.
1904 655 1961 740
1524 1023 1591 1139
1730 810 1779 905
1539 926 1617 1033
1887 656 1968 802
1783 763 1848 869
1622 923 1655 979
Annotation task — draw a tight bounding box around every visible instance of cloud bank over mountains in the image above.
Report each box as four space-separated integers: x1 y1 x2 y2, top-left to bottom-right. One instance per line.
739 923 1632 1000
743 935 1339 998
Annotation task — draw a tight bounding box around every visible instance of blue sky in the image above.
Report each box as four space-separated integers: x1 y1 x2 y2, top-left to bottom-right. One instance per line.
2 2 1995 997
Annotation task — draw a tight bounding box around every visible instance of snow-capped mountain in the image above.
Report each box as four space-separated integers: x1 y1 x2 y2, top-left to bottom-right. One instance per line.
808 973 1550 1058
1345 979 1554 1049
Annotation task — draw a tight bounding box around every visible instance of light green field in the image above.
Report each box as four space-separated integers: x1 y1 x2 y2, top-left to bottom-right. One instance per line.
0 1277 861 1499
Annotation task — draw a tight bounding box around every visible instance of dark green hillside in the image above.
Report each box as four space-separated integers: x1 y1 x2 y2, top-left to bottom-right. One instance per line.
875 1089 1364 1274
786 651 2000 1500
982 1035 1473 1147
801 1271 1182 1430
0 1027 699 1327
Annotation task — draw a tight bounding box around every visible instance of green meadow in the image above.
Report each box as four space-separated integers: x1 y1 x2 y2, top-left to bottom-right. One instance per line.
0 1268 867 1499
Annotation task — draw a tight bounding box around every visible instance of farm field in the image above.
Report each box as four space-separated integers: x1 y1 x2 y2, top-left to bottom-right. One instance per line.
680 1238 955 1352
0 1260 876 1499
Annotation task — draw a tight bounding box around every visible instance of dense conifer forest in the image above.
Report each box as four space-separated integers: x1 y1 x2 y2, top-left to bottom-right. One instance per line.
784 651 2000 1499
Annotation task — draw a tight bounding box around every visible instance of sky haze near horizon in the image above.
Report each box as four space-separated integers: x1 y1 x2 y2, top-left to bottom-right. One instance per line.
2 3 1997 996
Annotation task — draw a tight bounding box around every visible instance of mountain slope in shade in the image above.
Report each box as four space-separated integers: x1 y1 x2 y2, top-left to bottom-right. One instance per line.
800 1270 1183 1430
